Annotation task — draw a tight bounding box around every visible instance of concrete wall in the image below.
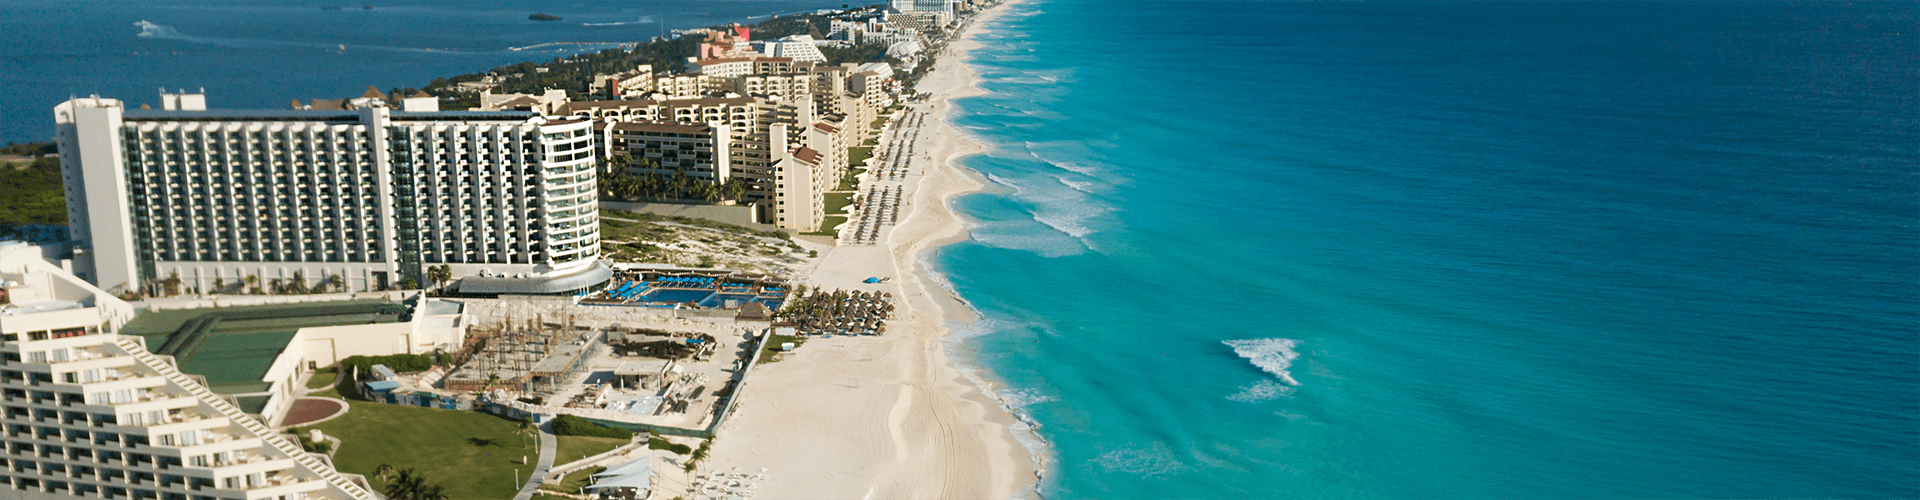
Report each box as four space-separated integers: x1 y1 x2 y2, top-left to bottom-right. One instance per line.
600 201 775 231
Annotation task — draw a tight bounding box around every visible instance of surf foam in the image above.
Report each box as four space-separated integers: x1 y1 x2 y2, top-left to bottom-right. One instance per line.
1224 338 1302 386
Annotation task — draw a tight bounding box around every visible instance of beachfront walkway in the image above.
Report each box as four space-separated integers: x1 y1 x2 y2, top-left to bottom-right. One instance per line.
511 419 558 500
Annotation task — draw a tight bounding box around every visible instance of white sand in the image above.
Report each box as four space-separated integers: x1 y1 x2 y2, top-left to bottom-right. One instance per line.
696 3 1040 498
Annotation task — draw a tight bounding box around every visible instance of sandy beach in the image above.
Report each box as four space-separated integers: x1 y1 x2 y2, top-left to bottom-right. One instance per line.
695 3 1040 498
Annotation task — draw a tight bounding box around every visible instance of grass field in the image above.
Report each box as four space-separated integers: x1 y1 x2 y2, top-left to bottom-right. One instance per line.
306 367 338 389
555 435 629 467
310 400 537 500
823 192 854 217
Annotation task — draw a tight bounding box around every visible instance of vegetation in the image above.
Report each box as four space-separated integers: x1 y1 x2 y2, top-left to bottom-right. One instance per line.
804 216 846 237
306 367 339 389
760 333 808 363
555 435 629 466
600 157 748 204
682 440 713 472
648 436 694 455
823 192 854 217
374 465 451 500
0 156 65 227
311 401 536 500
338 354 435 374
551 414 636 439
1 141 56 157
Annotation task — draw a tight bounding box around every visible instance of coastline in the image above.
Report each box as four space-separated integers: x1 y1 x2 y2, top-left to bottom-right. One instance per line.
698 2 1043 498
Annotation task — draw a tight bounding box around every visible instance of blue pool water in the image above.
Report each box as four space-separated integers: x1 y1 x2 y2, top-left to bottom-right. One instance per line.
940 1 1918 498
638 288 714 305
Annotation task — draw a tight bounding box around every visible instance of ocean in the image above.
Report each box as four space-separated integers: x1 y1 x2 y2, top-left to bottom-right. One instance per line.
0 0 850 143
939 1 1919 498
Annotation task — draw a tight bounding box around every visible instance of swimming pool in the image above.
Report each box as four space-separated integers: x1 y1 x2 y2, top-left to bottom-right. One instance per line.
637 289 715 304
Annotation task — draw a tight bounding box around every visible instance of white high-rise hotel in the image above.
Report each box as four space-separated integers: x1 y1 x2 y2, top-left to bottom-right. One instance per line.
0 241 376 499
54 93 609 295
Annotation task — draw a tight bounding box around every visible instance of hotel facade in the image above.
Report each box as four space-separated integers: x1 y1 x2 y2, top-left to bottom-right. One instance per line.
55 93 607 296
0 242 375 500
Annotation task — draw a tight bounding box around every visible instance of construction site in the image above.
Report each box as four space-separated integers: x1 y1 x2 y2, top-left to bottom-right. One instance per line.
421 298 771 431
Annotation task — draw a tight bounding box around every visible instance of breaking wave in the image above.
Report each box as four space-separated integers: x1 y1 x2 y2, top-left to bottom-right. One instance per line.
1224 338 1302 386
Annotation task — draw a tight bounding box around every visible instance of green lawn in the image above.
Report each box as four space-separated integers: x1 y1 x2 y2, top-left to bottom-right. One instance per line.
554 435 628 466
848 146 874 168
306 367 338 389
804 216 847 237
823 192 854 217
310 401 537 500
540 465 605 494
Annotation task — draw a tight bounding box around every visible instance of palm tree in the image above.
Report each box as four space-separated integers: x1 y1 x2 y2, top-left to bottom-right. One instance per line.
244 274 259 295
426 265 452 291
212 278 226 294
325 273 345 293
515 416 537 448
290 271 309 294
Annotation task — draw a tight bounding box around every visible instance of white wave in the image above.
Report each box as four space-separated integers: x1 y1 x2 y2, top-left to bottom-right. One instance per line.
1055 174 1097 194
1227 379 1296 403
582 15 655 26
998 387 1056 409
1224 338 1302 386
1091 444 1186 478
134 20 184 39
1021 141 1100 175
133 20 617 55
968 226 1085 258
981 170 1106 250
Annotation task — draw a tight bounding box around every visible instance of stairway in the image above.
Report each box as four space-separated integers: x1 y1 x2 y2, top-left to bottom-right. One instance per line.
114 337 375 499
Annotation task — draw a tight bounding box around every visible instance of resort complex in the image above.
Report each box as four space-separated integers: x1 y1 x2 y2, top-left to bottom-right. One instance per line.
8 1 1018 498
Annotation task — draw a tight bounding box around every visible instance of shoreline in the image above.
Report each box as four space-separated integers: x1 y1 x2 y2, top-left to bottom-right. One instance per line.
698 1 1045 498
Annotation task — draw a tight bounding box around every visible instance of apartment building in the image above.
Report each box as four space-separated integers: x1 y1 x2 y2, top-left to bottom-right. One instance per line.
689 56 800 79
598 121 732 183
728 74 814 102
55 93 607 296
0 242 375 500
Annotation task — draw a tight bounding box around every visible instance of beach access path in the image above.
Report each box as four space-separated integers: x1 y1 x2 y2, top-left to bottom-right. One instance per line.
699 2 1042 498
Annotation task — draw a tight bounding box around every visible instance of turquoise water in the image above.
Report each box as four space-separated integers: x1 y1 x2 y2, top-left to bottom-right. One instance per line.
0 0 849 143
940 1 1918 498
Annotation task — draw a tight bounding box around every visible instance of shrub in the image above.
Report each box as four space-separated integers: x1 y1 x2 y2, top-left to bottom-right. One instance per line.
648 436 692 455
551 415 635 439
338 354 433 374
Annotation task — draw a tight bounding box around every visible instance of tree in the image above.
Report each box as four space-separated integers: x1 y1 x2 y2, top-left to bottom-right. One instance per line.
426 265 452 291
163 271 183 296
401 277 420 290
516 416 537 448
290 271 309 294
325 273 345 293
244 274 259 295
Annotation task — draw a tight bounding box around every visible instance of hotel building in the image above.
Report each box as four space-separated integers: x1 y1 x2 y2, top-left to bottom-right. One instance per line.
55 93 607 296
0 241 375 499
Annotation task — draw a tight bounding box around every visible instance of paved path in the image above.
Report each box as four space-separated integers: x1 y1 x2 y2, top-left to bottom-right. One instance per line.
512 418 559 500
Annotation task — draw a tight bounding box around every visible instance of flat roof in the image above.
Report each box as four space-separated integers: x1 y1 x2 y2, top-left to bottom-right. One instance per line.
121 109 535 122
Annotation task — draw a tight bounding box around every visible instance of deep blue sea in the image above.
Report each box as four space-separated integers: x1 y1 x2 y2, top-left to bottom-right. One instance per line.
0 0 850 143
940 1 1919 498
